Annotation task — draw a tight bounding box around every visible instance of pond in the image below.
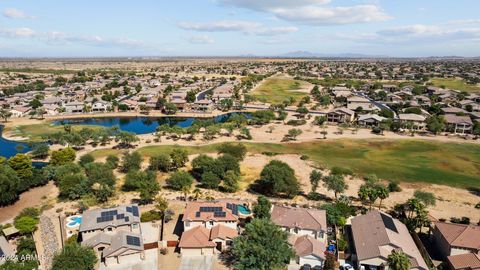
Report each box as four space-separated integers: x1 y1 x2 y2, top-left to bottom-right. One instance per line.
52 112 249 135
0 125 32 159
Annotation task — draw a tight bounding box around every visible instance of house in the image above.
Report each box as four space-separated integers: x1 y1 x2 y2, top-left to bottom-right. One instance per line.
432 222 480 270
179 201 246 255
0 236 15 265
194 99 213 111
397 114 426 130
347 96 379 112
9 106 31 117
79 204 141 240
79 205 145 266
91 101 110 112
63 102 84 114
443 115 473 134
327 108 355 124
357 114 387 127
441 107 467 115
271 205 328 269
350 211 428 270
211 84 234 103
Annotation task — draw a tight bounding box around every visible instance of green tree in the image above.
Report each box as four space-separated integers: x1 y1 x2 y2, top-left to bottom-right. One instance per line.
116 131 139 147
426 115 445 134
51 243 97 270
0 165 20 205
253 195 272 219
387 250 411 270
78 154 94 167
14 216 38 235
186 90 196 103
106 155 119 169
155 194 169 241
8 154 33 188
217 143 247 161
123 170 156 191
413 190 436 207
31 144 49 159
232 219 294 270
149 153 172 172
201 171 221 189
121 152 142 173
258 160 300 198
137 179 160 204
50 147 76 166
223 170 240 193
309 170 322 193
164 102 177 115
323 174 348 200
166 171 193 191
170 148 188 169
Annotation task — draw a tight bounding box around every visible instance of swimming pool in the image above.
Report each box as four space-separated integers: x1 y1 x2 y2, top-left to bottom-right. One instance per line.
237 205 251 215
66 215 82 228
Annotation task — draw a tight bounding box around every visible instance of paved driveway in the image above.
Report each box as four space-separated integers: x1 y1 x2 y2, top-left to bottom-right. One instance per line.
180 255 213 270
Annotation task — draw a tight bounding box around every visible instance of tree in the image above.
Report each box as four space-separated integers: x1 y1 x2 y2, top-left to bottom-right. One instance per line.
377 184 390 209
223 170 240 193
201 171 221 189
14 216 38 235
137 179 160 204
217 143 247 161
8 154 33 189
51 243 97 270
232 219 294 270
123 170 157 191
31 144 49 159
0 108 12 122
170 148 188 169
78 154 94 167
253 195 271 219
413 190 436 207
0 165 20 206
426 115 445 134
116 131 139 147
186 90 196 103
387 250 411 270
149 153 172 172
324 252 337 270
286 128 302 141
191 154 216 179
164 102 177 115
309 170 322 193
121 152 142 173
323 174 348 200
258 160 300 198
155 195 169 241
216 154 240 176
166 171 193 191
106 155 119 169
50 147 76 166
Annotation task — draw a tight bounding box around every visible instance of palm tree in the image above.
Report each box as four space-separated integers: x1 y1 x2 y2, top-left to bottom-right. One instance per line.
192 188 202 200
154 195 169 241
0 109 12 122
182 185 191 202
387 250 410 270
377 185 390 210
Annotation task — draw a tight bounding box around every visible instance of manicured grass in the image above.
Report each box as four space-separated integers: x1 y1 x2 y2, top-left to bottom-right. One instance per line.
430 78 480 92
8 123 105 141
128 140 480 189
250 75 309 104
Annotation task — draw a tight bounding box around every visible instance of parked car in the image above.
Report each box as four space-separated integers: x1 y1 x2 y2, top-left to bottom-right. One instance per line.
340 263 354 270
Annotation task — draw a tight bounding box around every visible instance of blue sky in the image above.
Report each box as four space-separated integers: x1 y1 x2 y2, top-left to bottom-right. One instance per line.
0 0 479 57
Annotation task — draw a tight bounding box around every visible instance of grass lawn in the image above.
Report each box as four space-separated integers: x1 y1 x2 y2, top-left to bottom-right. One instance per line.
249 75 309 104
123 140 480 189
430 78 480 92
7 122 105 141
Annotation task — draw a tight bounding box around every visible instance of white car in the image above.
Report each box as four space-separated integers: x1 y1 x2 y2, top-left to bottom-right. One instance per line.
340 263 354 270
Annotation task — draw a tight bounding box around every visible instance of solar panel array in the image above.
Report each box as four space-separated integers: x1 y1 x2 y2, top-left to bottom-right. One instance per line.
226 203 239 215
199 206 223 212
213 211 227 217
380 213 398 233
195 212 201 217
96 208 135 223
126 235 141 247
126 206 139 217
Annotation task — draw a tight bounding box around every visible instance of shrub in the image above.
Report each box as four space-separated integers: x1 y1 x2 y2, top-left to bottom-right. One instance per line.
286 119 307 126
475 202 480 209
388 181 402 192
160 248 168 255
300 155 309 160
331 166 353 176
140 210 162 222
337 237 348 251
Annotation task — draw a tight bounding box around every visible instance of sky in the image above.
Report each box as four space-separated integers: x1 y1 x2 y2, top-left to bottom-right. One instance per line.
0 0 479 57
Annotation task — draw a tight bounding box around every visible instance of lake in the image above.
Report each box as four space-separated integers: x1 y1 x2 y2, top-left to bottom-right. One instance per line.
52 112 249 135
0 125 32 159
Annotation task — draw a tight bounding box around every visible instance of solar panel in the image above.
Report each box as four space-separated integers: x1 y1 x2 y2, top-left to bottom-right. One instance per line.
126 235 141 247
195 212 201 217
132 206 139 217
226 203 232 210
0 248 4 257
97 217 104 223
214 211 226 217
105 216 114 222
380 213 398 233
126 206 132 213
124 216 129 222
117 214 124 220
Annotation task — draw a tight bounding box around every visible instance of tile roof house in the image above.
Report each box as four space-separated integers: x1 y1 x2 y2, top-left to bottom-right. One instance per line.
79 205 145 267
443 114 473 134
357 114 387 127
433 222 480 270
0 236 15 265
271 205 328 269
179 200 246 255
351 211 428 270
327 108 355 124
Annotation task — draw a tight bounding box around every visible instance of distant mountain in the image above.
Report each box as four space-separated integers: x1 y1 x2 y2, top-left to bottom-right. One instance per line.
278 51 389 58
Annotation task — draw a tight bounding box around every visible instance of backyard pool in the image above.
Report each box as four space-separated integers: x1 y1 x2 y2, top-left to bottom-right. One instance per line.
237 205 251 215
66 215 83 228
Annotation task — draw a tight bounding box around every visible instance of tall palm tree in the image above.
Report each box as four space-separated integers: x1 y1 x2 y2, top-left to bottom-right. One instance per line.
387 250 411 270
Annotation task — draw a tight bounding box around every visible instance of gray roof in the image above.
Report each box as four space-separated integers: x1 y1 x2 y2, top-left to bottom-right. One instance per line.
351 211 428 270
271 205 327 232
79 204 140 233
0 236 14 258
82 231 144 257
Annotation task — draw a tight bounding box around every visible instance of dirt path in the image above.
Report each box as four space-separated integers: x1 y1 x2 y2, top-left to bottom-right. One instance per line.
0 182 58 223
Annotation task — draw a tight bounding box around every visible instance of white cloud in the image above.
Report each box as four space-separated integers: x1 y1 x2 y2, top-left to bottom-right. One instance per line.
2 8 35 19
179 20 297 36
0 27 36 38
188 34 215 44
216 0 390 25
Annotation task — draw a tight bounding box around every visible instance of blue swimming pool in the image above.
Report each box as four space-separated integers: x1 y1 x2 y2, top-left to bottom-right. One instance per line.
67 216 82 228
237 205 251 215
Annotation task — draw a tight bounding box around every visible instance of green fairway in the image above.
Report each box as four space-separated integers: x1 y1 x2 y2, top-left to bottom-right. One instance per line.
122 140 480 189
7 123 105 141
430 78 480 92
249 75 309 104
